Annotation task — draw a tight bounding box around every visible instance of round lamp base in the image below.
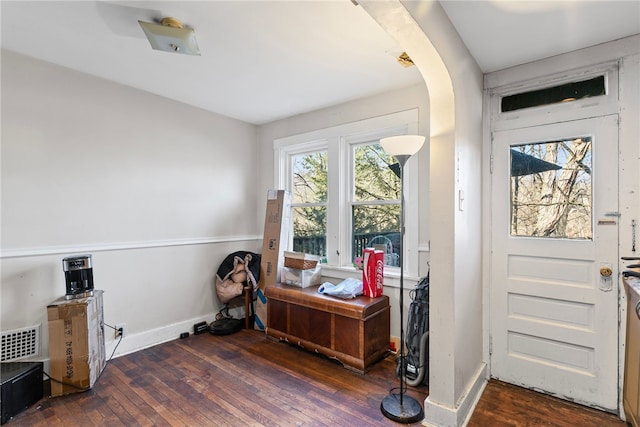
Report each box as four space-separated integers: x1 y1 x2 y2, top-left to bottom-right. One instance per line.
380 393 424 424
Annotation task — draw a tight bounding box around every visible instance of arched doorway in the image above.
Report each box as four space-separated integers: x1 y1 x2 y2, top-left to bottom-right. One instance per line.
359 2 485 426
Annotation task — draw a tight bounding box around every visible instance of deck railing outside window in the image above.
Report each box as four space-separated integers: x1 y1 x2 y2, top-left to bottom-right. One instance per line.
293 231 400 267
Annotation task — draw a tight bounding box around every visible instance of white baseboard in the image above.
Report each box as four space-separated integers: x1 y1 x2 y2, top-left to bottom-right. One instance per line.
105 314 225 359
25 315 246 384
26 315 220 384
422 362 487 427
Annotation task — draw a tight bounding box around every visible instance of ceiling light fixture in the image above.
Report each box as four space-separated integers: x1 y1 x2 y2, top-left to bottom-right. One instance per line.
138 17 200 56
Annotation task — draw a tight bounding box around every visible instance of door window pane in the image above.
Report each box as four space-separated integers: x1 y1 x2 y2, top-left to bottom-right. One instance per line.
510 138 592 239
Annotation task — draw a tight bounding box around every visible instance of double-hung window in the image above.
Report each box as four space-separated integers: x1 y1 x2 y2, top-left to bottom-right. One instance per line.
274 110 420 274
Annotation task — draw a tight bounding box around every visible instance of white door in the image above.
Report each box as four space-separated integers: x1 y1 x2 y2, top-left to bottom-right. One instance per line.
490 115 619 411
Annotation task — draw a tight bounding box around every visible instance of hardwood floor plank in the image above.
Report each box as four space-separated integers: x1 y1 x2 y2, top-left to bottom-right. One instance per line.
178 339 333 426
109 363 174 426
48 396 90 427
166 344 292 425
6 330 624 426
468 380 625 427
144 336 302 426
63 399 95 426
104 368 164 426
115 367 189 425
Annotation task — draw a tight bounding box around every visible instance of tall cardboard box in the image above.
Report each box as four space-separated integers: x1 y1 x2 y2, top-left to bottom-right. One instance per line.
47 290 105 397
255 189 291 330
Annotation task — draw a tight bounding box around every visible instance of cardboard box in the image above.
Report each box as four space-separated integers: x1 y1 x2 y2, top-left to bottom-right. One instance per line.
281 265 322 288
47 290 105 397
259 190 291 290
255 189 291 330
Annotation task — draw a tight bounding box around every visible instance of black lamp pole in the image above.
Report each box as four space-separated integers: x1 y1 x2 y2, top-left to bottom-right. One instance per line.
380 154 424 423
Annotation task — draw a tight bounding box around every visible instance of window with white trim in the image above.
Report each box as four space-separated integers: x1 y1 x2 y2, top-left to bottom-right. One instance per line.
274 110 420 272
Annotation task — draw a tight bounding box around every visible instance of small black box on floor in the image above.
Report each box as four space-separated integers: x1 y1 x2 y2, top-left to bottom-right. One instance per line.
1 362 44 424
193 321 208 335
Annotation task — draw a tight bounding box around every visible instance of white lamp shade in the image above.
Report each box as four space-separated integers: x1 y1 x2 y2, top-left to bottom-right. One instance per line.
379 135 425 156
139 20 200 55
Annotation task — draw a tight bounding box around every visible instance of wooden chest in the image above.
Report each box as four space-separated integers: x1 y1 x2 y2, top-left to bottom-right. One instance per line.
265 283 390 373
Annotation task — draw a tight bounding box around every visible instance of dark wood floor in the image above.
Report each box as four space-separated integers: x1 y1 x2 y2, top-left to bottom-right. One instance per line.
470 380 625 427
7 329 625 426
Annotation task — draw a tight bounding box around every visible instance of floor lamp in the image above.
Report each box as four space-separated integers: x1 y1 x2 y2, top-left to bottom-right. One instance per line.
379 134 425 424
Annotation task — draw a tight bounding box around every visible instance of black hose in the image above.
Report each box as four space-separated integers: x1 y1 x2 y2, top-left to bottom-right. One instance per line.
405 332 429 387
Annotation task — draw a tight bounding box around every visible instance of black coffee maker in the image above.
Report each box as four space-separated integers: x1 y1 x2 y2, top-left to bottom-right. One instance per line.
62 254 94 299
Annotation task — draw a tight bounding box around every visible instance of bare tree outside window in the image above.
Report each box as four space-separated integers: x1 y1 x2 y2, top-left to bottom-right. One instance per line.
292 151 327 256
352 143 401 266
290 143 403 264
510 137 592 239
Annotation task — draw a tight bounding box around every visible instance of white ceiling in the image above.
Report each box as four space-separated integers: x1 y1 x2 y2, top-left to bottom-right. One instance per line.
440 1 640 73
2 1 639 125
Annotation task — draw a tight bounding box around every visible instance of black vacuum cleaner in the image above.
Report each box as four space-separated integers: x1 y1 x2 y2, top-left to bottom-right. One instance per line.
397 274 430 387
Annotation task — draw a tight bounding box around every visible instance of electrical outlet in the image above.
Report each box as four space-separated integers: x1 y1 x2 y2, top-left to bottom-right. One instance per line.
115 323 126 339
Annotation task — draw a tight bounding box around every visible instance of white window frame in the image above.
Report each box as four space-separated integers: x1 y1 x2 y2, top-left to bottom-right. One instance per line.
274 109 421 279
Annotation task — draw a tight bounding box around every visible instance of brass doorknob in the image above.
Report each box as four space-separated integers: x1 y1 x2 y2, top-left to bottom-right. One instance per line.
600 266 613 277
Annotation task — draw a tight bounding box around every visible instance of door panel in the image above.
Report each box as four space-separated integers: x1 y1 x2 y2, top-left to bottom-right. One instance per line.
490 115 619 411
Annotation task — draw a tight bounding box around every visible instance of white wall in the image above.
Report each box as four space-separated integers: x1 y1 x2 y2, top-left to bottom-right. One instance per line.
1 50 261 359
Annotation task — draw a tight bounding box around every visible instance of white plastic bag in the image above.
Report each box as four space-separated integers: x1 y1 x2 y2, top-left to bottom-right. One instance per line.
317 277 363 299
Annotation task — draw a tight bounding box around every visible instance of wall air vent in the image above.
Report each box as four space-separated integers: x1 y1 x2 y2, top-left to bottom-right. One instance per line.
1 325 40 362
501 75 606 113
